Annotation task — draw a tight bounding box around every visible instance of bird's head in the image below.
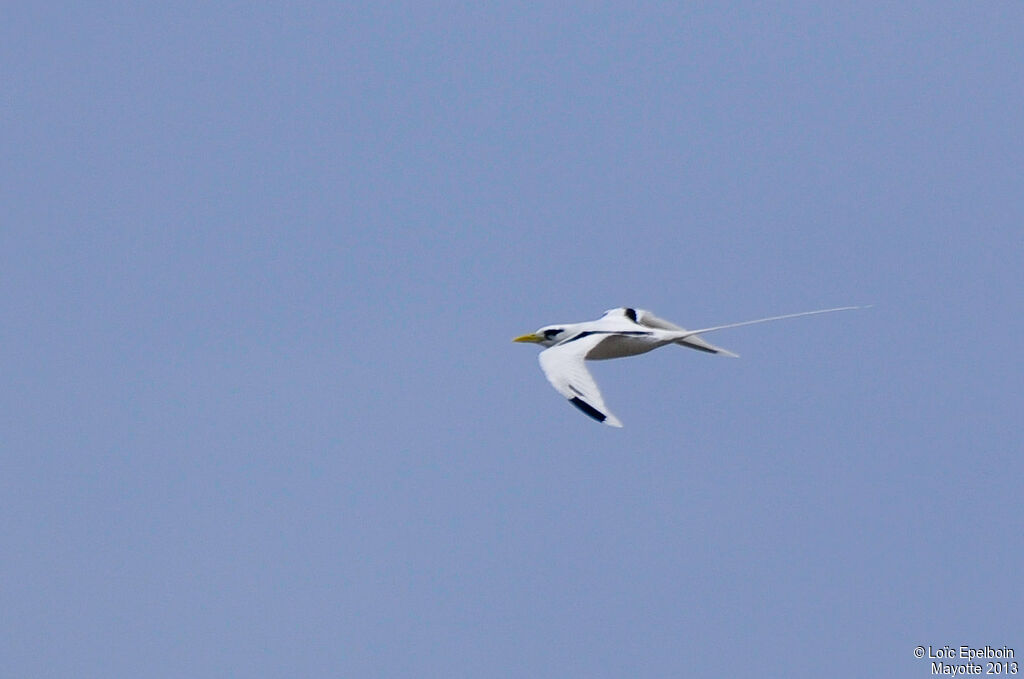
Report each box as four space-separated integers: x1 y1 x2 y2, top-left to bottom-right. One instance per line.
513 326 566 347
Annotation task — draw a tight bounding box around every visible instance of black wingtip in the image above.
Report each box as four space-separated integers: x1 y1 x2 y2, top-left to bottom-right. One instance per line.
569 396 606 423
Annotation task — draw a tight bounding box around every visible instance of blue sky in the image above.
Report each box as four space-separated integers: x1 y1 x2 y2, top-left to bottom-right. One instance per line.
2 3 1021 677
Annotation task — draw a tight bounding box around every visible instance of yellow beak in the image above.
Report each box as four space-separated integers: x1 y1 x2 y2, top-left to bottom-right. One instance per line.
513 333 543 343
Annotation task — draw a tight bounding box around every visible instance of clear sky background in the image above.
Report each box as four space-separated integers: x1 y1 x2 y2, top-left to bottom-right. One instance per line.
2 3 1021 678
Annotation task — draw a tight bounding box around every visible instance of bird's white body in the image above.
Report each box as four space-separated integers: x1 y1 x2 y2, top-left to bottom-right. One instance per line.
514 305 864 427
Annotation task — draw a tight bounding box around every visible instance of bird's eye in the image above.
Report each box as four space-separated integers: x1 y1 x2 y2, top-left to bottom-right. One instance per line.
543 328 562 339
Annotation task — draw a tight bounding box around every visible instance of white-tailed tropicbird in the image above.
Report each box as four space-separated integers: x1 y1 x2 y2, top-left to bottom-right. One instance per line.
514 306 865 427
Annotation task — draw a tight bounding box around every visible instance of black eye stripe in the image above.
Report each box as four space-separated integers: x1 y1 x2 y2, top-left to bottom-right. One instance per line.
544 328 563 338
625 308 637 322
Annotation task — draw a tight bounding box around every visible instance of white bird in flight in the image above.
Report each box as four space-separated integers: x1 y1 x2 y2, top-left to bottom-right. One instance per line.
514 305 865 427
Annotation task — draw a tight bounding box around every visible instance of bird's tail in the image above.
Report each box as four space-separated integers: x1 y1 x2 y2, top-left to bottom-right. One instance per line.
684 306 868 337
675 305 869 356
673 334 739 357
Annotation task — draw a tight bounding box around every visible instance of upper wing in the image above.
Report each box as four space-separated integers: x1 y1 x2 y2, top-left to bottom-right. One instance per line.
538 335 623 427
633 309 684 331
634 309 739 357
